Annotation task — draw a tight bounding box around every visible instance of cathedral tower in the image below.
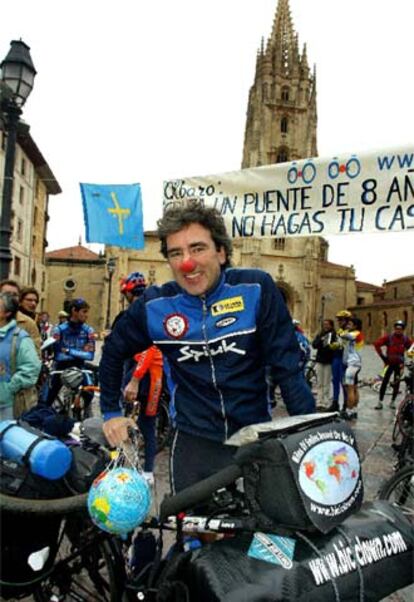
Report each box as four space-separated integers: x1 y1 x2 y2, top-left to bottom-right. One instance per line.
237 0 351 334
242 0 317 168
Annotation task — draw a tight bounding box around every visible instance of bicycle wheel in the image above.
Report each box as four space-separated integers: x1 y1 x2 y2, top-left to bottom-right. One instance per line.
392 416 403 445
397 395 414 438
32 517 126 602
378 464 414 523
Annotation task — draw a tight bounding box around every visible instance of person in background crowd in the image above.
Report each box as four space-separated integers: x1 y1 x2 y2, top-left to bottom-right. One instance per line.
339 316 364 420
292 319 311 375
312 319 337 409
57 310 69 325
100 202 315 493
327 309 351 413
373 320 413 410
0 280 41 356
19 286 40 322
0 292 41 420
47 298 96 406
38 311 53 342
109 272 164 485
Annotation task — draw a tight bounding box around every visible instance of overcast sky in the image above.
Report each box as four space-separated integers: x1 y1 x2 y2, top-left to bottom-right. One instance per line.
2 0 413 286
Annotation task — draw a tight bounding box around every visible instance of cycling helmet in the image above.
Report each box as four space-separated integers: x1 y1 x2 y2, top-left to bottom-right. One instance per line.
394 320 405 328
120 271 147 296
336 309 352 318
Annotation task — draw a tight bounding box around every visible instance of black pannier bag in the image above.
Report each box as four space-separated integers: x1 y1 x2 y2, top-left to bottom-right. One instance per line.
0 444 106 597
161 500 414 602
0 457 65 597
232 414 364 534
63 445 108 493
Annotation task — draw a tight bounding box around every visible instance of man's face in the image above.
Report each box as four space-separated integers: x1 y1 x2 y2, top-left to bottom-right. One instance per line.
394 325 404 335
166 223 226 296
72 308 88 323
0 283 19 303
21 293 38 313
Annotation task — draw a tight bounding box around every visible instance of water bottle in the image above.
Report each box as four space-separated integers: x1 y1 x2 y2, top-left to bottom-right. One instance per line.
0 420 72 480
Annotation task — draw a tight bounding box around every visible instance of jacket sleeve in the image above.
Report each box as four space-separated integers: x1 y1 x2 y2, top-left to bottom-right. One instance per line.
67 327 96 361
133 346 156 379
99 298 153 420
8 337 41 395
312 334 322 349
258 273 315 415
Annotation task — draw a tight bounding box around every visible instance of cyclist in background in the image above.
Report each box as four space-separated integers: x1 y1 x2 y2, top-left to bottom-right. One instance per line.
312 319 336 409
327 309 351 413
57 310 69 325
47 298 96 405
339 316 364 420
38 311 53 342
111 272 164 484
373 320 413 410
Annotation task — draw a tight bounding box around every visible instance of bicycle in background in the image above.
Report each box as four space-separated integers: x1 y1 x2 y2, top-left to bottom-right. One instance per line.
378 363 413 522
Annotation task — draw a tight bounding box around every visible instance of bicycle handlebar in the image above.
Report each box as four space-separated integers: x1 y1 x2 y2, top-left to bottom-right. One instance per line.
0 491 88 514
159 463 242 522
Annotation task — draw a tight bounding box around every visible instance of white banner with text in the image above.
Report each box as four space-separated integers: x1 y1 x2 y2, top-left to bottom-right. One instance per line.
162 147 414 238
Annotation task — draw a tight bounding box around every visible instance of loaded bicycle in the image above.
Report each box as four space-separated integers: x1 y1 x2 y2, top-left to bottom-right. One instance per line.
1 413 413 601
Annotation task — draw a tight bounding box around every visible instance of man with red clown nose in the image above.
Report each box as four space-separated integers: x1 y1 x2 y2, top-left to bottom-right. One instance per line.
100 201 315 492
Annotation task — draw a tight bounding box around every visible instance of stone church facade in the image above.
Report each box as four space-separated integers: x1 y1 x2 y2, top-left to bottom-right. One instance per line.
42 0 359 336
101 0 357 336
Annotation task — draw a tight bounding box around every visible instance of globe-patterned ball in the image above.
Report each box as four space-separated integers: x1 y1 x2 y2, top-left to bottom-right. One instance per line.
88 467 152 535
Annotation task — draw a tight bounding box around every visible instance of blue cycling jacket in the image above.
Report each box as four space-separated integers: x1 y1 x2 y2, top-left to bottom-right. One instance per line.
99 268 315 442
52 320 96 367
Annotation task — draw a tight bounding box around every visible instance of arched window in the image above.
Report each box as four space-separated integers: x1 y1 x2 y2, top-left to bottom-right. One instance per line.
368 312 372 327
281 86 290 101
281 117 288 133
383 311 388 328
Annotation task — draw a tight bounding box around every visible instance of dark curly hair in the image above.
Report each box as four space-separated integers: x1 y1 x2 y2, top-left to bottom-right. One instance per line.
157 201 233 269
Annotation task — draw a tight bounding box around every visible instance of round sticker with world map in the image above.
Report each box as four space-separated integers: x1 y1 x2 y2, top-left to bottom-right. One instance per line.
298 441 360 506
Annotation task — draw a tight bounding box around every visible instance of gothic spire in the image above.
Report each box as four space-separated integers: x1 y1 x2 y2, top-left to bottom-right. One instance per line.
267 0 300 76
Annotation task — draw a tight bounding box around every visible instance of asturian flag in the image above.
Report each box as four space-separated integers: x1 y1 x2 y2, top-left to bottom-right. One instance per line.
80 182 144 249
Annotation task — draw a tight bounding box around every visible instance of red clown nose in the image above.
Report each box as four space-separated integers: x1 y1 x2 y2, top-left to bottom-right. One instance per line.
180 258 197 273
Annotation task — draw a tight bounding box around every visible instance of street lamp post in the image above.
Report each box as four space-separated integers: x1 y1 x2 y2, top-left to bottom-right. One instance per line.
0 40 36 280
105 257 117 329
